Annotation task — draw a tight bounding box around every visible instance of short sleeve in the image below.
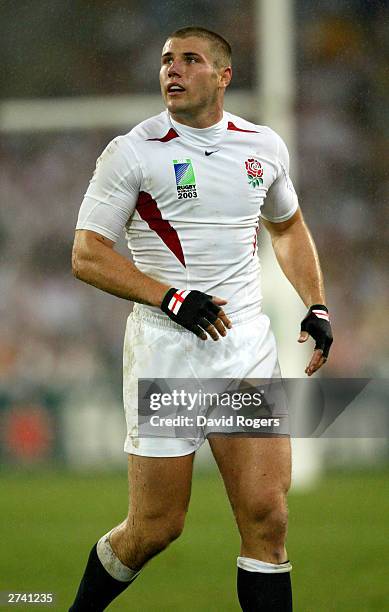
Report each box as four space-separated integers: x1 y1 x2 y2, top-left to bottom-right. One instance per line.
76 136 141 242
260 134 299 223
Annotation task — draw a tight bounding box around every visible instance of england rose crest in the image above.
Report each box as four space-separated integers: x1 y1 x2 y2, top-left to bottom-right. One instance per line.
245 158 263 188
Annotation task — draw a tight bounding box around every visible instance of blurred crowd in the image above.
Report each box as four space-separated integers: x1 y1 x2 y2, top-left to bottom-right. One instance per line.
296 0 389 375
0 131 128 400
0 0 388 408
0 0 255 98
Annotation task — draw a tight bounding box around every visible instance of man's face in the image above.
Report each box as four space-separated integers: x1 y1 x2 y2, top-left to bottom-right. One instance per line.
160 36 229 119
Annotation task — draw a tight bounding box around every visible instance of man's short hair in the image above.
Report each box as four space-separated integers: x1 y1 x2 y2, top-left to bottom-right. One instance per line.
167 26 232 68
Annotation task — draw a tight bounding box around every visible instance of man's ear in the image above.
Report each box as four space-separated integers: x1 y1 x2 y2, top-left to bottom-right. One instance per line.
219 66 232 89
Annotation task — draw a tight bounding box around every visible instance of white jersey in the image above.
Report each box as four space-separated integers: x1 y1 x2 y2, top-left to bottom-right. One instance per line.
76 110 298 318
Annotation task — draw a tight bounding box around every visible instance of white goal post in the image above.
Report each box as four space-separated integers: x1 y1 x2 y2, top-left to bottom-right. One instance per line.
0 91 256 133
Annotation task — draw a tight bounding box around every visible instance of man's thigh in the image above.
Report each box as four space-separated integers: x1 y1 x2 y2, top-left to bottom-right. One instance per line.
127 452 195 521
208 436 291 516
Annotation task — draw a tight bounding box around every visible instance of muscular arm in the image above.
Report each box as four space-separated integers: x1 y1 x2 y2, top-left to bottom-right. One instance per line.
72 229 170 307
72 230 230 340
262 207 326 308
262 207 331 375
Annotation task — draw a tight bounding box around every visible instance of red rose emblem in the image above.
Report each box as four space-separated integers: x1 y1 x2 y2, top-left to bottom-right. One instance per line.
245 158 264 187
245 158 263 178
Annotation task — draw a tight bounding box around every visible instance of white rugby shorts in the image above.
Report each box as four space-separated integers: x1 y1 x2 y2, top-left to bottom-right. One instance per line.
123 304 281 456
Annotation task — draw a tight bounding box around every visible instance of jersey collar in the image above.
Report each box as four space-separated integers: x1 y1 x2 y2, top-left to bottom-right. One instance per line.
168 111 228 147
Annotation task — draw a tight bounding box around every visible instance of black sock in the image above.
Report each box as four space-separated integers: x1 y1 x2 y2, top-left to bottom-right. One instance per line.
237 566 292 612
69 543 138 611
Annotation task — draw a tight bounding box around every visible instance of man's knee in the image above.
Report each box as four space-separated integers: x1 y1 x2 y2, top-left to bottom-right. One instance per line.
135 519 183 559
236 488 289 543
146 511 186 547
117 510 186 567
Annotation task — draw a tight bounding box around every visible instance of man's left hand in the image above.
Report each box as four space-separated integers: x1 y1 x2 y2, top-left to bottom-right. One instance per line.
298 304 333 376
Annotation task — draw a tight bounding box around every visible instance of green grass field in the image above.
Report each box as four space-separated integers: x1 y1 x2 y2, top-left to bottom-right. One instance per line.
1 467 388 611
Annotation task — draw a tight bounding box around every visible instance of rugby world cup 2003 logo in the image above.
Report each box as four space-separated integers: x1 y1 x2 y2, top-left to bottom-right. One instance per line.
173 159 198 200
245 158 263 188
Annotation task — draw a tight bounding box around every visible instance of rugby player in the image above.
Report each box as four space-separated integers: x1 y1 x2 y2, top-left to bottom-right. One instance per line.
69 27 333 611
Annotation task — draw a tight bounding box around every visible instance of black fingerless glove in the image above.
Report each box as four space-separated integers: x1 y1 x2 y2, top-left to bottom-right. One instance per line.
301 304 333 358
161 288 221 337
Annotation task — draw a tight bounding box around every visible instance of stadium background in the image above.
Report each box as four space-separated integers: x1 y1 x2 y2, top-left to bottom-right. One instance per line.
0 1 388 610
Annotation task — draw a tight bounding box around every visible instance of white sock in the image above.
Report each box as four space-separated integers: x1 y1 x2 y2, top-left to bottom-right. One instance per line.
97 530 140 582
237 556 292 573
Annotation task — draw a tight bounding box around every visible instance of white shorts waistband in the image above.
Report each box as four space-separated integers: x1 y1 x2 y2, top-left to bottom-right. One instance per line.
131 302 263 331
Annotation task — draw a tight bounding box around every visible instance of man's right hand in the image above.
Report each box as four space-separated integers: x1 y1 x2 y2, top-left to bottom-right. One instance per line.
160 288 232 341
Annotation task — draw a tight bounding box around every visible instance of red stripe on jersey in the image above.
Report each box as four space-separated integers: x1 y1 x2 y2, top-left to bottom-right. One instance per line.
252 231 257 256
147 128 179 142
136 191 186 267
227 121 258 133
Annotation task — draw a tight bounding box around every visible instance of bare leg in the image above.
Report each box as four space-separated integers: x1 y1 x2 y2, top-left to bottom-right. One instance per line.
69 452 195 611
209 436 292 611
111 452 195 569
209 436 291 563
